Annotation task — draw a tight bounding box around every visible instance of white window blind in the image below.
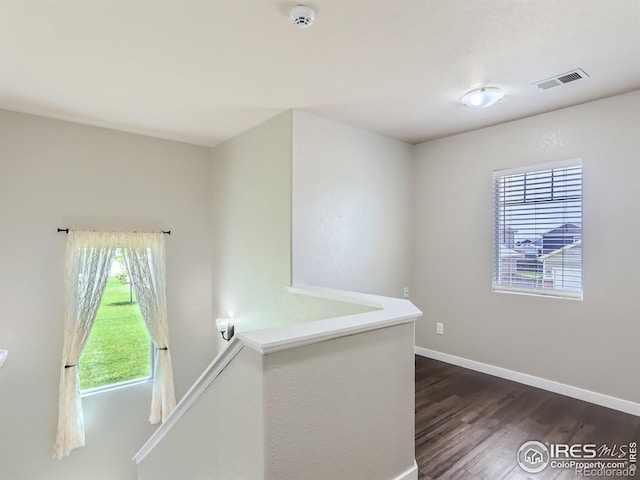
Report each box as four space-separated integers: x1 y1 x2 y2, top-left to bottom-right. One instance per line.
493 160 583 299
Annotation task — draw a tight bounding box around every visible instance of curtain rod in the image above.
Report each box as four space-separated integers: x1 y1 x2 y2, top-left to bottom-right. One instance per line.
57 228 171 235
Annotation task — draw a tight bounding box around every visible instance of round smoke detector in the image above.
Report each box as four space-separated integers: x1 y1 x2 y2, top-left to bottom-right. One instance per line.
290 5 315 29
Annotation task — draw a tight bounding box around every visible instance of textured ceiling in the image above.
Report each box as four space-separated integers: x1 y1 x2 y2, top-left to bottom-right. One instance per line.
1 0 639 146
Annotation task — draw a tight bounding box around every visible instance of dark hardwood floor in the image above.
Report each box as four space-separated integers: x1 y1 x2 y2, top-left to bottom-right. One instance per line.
415 356 640 480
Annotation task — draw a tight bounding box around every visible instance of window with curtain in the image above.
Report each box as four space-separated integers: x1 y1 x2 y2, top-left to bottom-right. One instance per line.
493 160 583 300
79 246 152 391
54 231 176 459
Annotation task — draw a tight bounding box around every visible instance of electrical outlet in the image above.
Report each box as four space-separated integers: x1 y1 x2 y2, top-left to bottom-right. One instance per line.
436 322 444 335
403 287 409 298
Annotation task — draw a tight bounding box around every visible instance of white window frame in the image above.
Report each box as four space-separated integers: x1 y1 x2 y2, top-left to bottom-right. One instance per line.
493 159 583 300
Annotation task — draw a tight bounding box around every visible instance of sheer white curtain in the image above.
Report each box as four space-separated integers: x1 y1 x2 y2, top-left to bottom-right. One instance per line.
54 231 117 459
122 232 176 423
55 230 176 459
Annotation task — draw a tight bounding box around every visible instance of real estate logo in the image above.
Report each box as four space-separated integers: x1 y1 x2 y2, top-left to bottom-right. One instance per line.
517 441 550 473
517 441 637 477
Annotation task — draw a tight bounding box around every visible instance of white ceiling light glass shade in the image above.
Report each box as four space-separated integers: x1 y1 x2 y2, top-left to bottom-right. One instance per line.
461 87 504 108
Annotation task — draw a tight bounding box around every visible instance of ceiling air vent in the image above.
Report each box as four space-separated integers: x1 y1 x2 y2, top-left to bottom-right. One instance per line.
532 68 589 91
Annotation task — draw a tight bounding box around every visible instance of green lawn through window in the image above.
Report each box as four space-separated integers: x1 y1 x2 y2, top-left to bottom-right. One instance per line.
79 276 151 390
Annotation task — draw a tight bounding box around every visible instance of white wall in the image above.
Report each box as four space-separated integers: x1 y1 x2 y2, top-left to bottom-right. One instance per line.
211 111 292 339
139 348 265 480
413 91 640 404
0 110 214 480
292 111 414 298
211 112 371 343
263 323 416 480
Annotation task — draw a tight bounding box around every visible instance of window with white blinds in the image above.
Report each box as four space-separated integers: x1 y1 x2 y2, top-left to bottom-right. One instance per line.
493 160 583 299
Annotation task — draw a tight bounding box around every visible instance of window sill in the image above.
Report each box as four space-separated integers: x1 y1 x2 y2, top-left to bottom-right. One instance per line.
493 285 583 301
81 376 152 398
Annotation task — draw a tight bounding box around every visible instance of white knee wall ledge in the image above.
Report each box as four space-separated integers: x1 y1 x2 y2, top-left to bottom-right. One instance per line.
240 285 423 354
415 346 640 416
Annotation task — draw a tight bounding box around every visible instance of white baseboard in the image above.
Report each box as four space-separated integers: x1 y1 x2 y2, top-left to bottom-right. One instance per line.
393 460 418 480
415 346 640 417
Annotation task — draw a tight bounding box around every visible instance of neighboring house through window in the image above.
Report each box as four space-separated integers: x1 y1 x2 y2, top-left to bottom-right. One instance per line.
493 160 583 299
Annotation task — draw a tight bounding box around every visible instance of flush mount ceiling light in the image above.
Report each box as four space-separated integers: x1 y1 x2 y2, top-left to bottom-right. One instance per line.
290 5 315 29
461 87 504 109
